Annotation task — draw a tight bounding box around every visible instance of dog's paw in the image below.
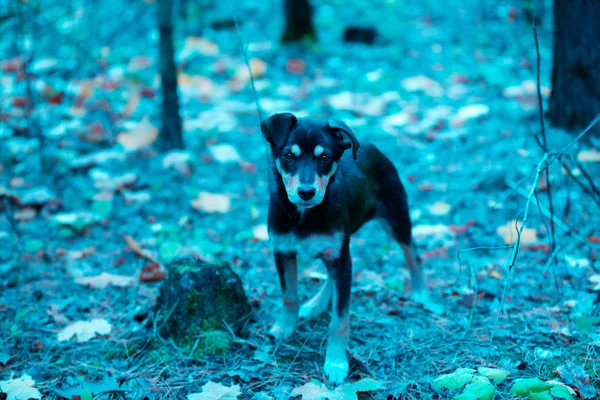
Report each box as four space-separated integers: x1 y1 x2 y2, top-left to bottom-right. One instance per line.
323 356 349 385
268 319 296 341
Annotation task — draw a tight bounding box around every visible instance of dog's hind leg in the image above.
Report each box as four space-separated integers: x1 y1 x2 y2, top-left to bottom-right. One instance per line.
376 180 429 302
268 251 299 340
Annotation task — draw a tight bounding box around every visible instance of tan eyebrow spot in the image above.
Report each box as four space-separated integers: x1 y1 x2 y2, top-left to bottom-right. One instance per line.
314 145 325 157
291 144 301 156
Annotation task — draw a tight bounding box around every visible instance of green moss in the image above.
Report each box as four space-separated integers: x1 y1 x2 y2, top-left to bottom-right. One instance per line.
184 290 201 313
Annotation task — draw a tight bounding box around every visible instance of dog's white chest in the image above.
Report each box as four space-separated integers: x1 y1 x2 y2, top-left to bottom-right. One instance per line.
269 231 345 259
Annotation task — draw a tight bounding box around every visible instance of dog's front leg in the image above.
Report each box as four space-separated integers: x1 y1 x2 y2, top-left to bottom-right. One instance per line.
323 241 352 385
268 251 298 340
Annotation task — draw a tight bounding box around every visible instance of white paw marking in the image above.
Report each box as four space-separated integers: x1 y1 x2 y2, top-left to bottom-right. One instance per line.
268 321 295 340
324 356 349 385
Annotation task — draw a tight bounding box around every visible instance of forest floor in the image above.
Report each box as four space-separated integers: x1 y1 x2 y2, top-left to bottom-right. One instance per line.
1 0 599 399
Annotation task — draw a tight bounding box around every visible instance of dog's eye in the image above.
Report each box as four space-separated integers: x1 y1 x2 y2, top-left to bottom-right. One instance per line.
319 154 331 163
283 152 295 160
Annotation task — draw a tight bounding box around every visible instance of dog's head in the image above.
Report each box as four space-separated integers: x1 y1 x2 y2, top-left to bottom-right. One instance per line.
261 112 359 209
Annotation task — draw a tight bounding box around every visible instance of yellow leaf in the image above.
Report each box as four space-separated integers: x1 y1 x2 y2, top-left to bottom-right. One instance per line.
496 220 538 244
191 192 231 213
117 116 158 151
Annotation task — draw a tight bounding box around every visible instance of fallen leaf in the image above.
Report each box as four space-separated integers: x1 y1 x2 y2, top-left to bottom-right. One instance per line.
433 368 475 390
191 192 231 213
0 374 41 400
183 37 219 57
188 381 241 400
451 104 489 125
93 172 138 192
413 224 453 239
76 272 135 289
51 212 100 233
401 75 443 96
291 381 331 400
252 225 269 241
577 149 600 163
123 92 140 118
140 263 166 282
123 235 158 263
556 362 597 399
57 319 111 342
477 367 509 384
510 378 554 397
428 201 451 215
163 151 193 176
453 376 495 400
209 144 241 163
496 220 538 244
117 116 158 151
590 275 600 291
234 58 266 82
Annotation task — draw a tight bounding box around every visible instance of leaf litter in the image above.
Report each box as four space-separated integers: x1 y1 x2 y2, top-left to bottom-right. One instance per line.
1 0 599 399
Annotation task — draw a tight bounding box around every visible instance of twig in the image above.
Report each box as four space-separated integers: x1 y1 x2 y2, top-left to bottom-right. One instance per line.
487 154 548 365
562 154 600 206
232 14 272 185
533 187 559 294
506 179 600 250
533 27 557 282
491 113 600 211
561 161 600 207
233 15 264 123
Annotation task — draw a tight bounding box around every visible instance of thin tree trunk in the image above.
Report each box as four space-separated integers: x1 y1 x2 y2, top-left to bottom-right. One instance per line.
158 0 184 149
281 0 317 43
547 0 600 139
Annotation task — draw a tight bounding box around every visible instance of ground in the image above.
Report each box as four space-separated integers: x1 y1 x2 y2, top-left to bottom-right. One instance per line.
0 0 599 399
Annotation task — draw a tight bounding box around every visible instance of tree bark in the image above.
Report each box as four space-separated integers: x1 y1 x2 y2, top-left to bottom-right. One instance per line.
158 0 184 149
281 0 317 43
547 0 600 139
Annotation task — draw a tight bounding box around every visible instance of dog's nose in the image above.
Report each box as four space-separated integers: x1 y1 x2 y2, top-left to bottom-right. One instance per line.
297 187 316 201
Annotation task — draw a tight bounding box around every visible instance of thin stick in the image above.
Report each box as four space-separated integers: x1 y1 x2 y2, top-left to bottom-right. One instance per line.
233 15 264 123
487 154 548 365
533 27 557 281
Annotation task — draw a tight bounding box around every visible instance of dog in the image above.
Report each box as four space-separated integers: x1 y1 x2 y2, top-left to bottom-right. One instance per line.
261 112 428 384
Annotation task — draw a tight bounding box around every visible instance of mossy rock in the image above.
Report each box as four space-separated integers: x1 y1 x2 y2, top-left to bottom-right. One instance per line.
154 257 251 356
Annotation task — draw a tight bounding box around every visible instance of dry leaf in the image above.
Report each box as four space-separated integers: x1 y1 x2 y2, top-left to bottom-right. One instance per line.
577 149 600 163
57 318 111 342
235 58 267 82
496 220 538 244
76 272 135 289
123 234 158 263
123 92 140 118
191 192 231 213
0 374 41 400
184 37 219 56
401 75 443 96
252 224 269 241
290 382 330 400
428 201 451 215
590 275 600 291
117 116 158 151
209 144 241 163
188 381 241 400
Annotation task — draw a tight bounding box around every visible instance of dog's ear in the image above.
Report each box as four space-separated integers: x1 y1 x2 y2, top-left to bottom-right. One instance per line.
327 119 360 160
260 112 297 149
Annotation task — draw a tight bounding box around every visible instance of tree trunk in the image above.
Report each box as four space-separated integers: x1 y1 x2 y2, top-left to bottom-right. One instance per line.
281 0 317 43
158 0 184 149
547 0 600 139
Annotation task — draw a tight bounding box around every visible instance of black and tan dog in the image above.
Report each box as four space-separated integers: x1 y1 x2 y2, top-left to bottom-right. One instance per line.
261 112 428 384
